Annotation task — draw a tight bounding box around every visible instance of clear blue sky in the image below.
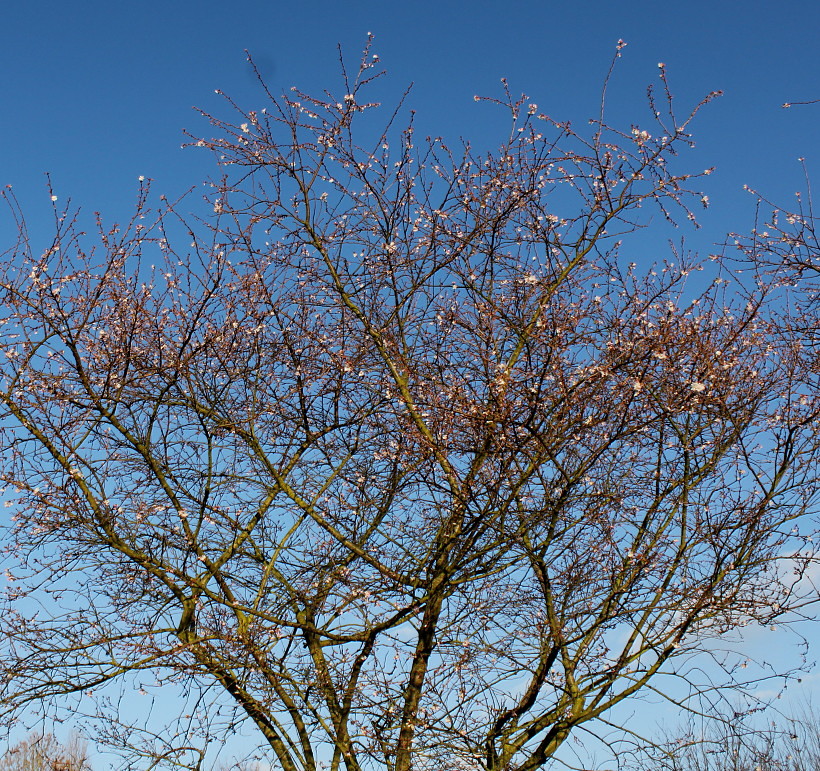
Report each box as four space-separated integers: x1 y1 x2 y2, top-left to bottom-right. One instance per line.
1 0 818 765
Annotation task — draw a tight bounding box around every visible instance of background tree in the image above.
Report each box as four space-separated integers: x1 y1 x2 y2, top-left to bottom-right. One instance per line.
1 44 819 769
638 700 820 770
0 732 89 771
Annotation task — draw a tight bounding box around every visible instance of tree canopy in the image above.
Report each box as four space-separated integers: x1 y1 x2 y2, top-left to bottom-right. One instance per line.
1 45 819 770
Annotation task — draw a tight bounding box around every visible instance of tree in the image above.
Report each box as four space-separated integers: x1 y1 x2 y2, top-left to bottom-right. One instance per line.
1 42 818 770
639 701 820 770
0 732 89 771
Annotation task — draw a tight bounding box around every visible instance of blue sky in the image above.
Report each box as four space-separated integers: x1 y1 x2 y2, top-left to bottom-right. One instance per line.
1 0 819 765
1 0 817 235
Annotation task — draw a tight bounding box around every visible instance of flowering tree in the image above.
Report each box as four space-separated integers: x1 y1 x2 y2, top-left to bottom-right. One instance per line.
1 44 818 770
